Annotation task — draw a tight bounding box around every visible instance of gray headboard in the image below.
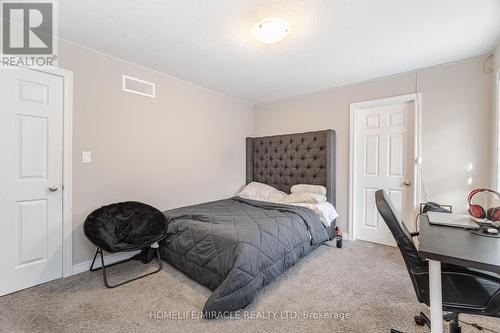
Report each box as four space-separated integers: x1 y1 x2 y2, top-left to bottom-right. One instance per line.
246 130 336 206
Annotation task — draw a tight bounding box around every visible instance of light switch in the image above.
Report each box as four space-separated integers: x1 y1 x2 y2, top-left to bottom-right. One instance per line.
82 151 92 163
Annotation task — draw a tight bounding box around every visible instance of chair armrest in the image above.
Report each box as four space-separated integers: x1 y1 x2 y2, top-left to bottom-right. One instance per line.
441 265 500 284
411 266 428 275
412 263 500 284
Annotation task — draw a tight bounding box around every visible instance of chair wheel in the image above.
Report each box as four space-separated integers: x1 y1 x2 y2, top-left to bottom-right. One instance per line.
414 315 426 326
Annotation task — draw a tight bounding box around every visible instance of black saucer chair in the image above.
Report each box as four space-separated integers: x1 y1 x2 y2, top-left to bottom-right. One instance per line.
84 201 167 288
375 190 500 333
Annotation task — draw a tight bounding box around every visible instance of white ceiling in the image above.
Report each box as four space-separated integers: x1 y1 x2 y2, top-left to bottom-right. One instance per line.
59 0 500 104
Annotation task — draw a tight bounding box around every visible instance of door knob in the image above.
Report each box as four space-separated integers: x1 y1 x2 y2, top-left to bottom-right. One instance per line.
48 185 59 192
403 180 411 186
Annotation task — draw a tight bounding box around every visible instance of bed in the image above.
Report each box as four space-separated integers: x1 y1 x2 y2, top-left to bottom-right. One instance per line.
158 130 337 317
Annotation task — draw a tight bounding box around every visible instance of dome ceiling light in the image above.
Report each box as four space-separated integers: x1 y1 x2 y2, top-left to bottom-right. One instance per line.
252 18 290 44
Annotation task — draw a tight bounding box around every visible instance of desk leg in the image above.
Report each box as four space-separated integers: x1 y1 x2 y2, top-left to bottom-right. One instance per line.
429 260 443 333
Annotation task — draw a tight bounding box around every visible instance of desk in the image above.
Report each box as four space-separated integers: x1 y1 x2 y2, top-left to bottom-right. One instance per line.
418 214 500 333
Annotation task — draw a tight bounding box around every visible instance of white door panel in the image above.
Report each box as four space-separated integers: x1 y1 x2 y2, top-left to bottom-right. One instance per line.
354 100 415 246
0 68 64 296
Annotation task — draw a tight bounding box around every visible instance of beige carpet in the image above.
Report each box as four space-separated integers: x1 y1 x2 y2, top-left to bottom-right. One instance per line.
1 240 498 333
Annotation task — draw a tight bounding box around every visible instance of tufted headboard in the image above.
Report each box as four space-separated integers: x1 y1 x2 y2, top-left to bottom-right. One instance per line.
246 130 336 206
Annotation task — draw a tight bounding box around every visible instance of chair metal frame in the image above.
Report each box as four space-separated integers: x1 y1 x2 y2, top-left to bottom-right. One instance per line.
89 247 163 288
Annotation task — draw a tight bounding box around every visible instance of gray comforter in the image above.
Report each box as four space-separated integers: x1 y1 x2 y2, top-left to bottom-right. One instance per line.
159 197 330 317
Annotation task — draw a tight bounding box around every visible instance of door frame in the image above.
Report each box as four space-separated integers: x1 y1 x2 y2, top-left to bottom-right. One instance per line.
348 93 422 241
25 66 74 277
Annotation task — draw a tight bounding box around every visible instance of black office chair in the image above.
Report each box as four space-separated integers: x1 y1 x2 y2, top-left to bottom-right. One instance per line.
375 190 500 333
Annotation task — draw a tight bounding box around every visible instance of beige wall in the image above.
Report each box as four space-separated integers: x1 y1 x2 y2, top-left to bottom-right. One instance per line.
59 41 254 265
254 56 493 233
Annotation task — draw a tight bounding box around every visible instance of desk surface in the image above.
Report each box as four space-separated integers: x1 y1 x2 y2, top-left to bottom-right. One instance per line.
418 214 500 273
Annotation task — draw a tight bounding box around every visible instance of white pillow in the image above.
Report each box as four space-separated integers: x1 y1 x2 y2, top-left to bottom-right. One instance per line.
237 182 287 203
316 202 339 225
289 202 339 227
291 184 327 196
281 192 327 204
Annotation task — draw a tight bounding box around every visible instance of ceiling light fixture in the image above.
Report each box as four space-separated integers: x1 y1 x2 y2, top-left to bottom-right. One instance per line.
252 18 289 44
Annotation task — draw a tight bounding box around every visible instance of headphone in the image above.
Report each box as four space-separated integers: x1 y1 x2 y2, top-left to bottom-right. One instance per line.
467 188 500 222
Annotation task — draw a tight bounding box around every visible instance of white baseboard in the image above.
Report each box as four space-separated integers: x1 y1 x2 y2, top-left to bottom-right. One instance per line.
72 250 141 276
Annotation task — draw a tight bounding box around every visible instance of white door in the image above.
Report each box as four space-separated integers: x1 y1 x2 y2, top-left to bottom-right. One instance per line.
352 98 416 246
0 68 64 296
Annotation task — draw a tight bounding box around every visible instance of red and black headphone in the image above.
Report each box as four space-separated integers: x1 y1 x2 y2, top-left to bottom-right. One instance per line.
468 188 500 222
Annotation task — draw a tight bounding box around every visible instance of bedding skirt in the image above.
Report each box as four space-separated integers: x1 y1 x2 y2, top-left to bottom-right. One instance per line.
159 197 332 317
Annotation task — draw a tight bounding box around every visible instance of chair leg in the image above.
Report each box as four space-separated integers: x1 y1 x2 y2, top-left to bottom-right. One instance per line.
388 311 427 333
390 312 462 333
448 314 461 333
89 247 163 288
89 248 102 272
414 311 431 327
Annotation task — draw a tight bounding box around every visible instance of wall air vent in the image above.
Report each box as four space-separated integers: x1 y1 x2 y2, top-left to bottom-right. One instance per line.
122 75 155 98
